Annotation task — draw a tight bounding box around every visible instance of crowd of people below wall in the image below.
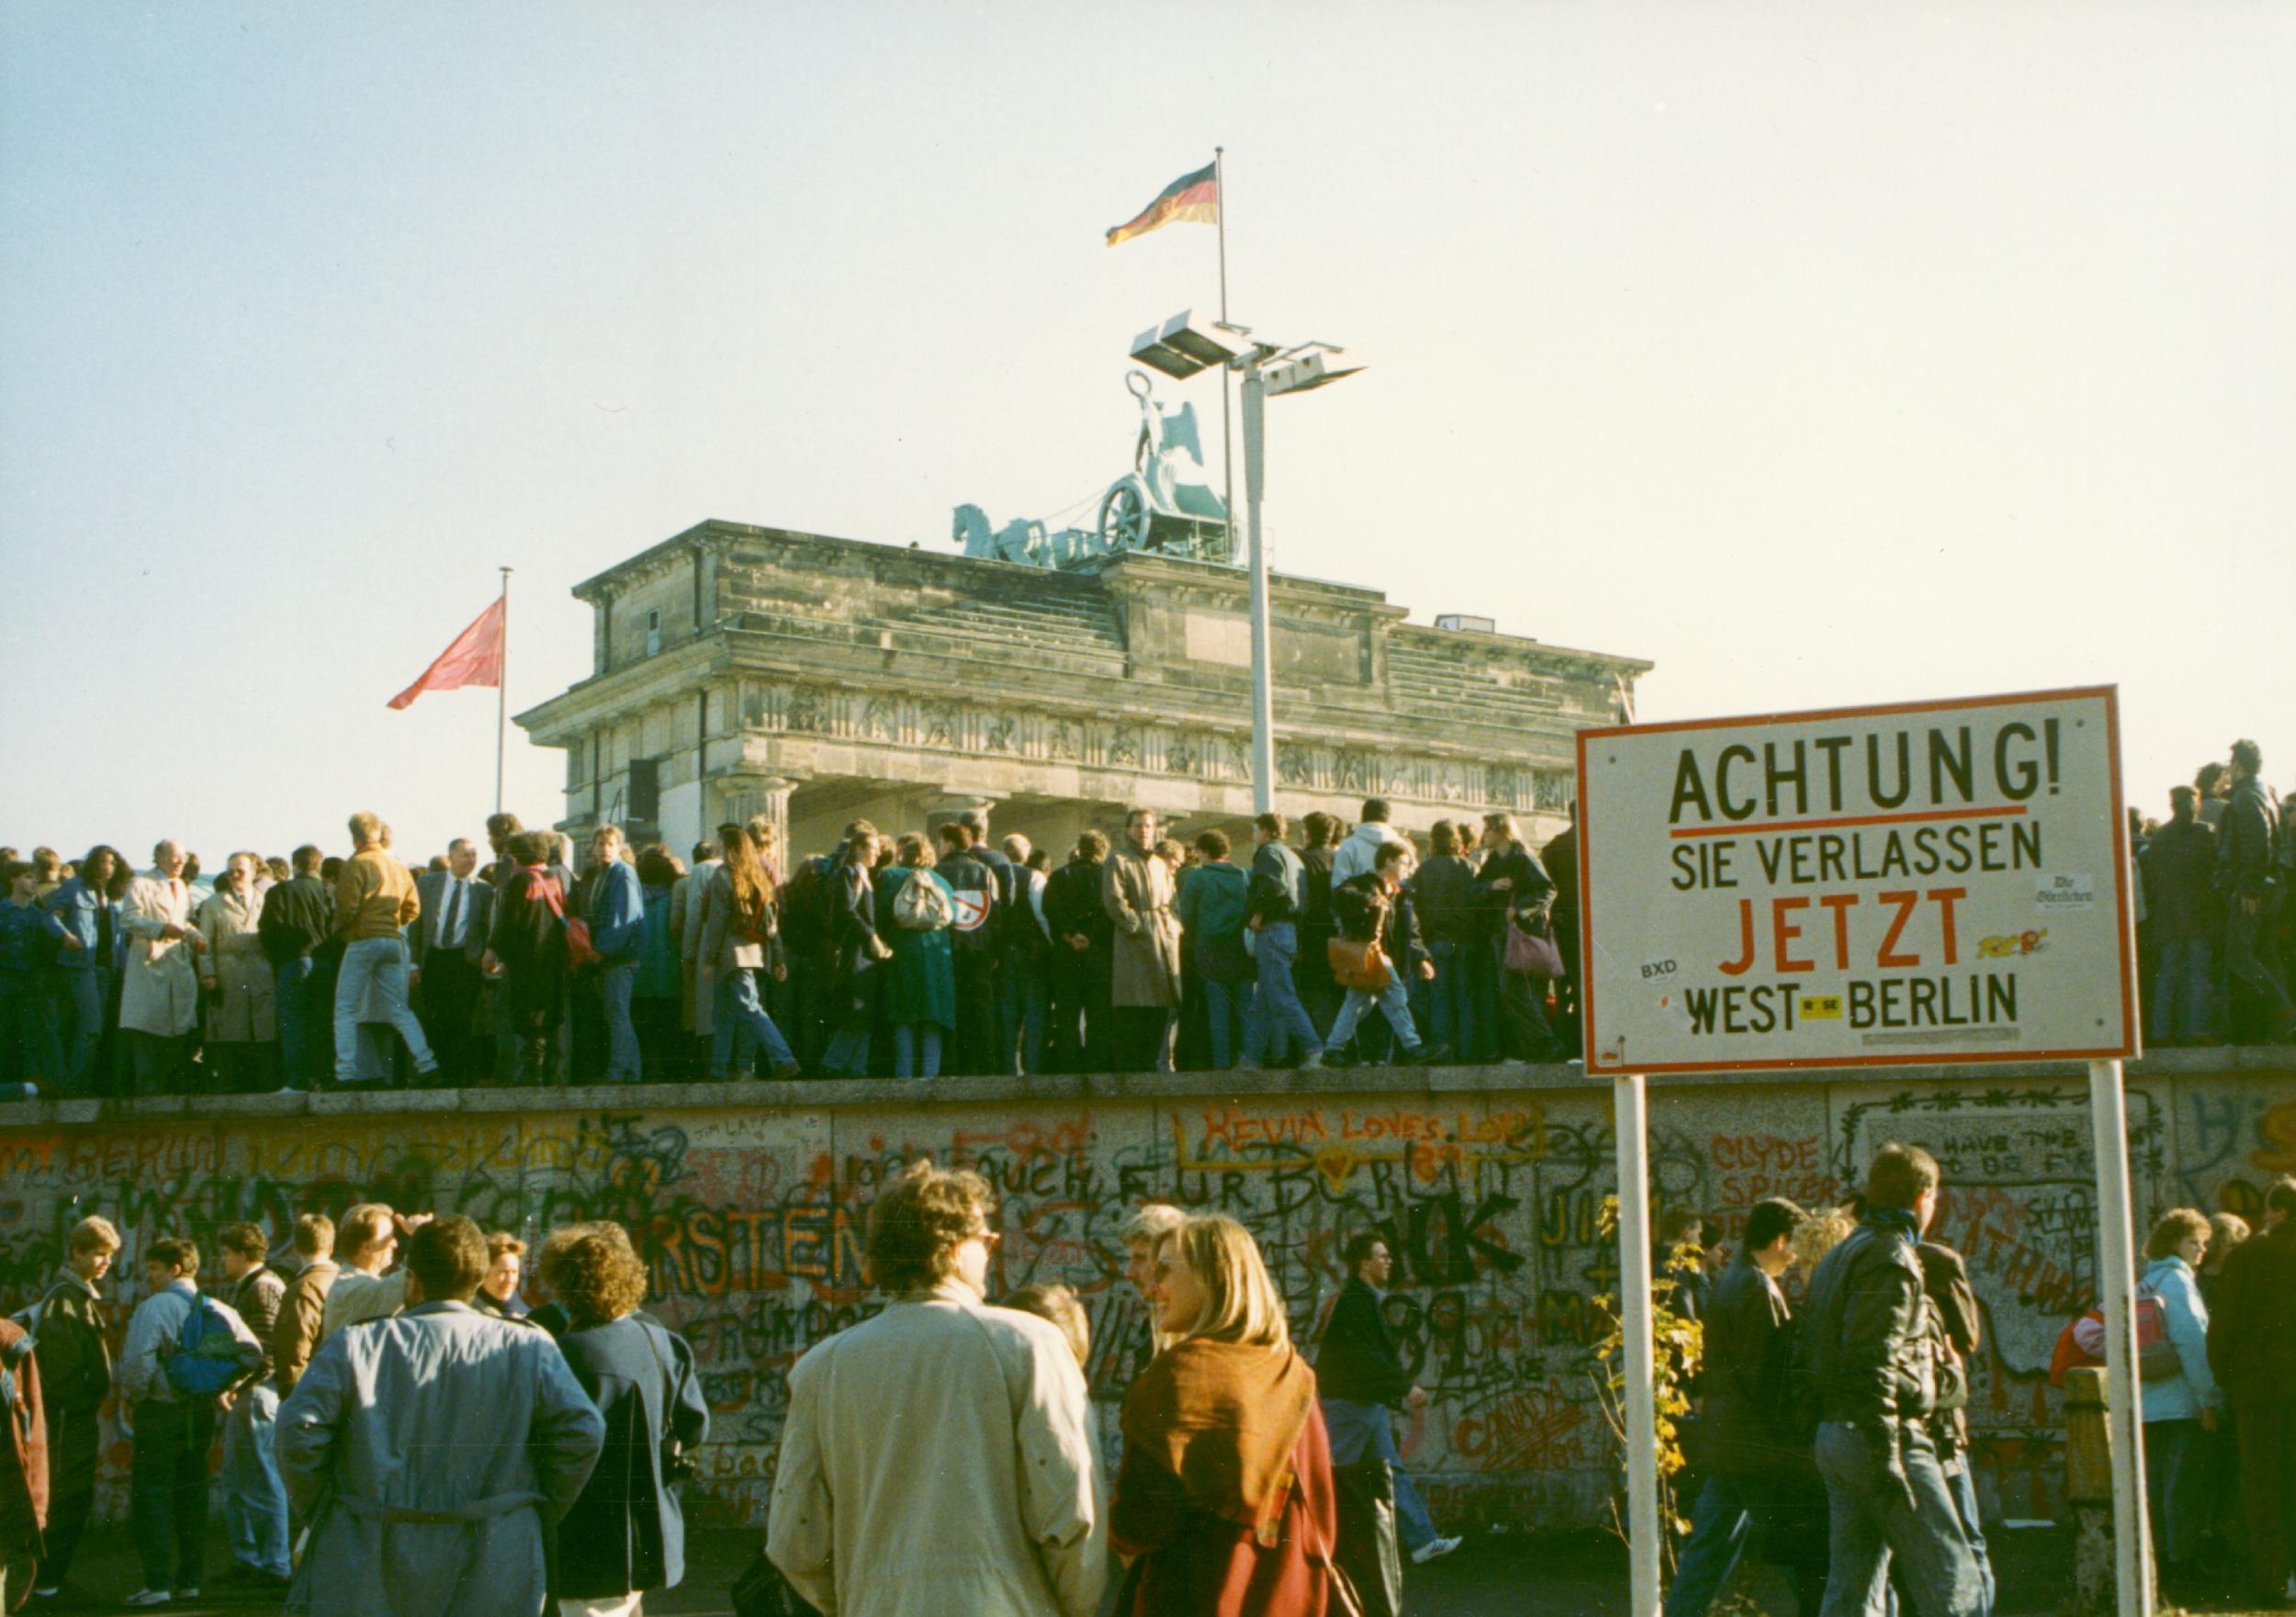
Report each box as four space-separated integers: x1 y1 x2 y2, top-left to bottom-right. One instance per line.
0 732 2289 1093
0 798 1586 1094
6 1156 2290 1616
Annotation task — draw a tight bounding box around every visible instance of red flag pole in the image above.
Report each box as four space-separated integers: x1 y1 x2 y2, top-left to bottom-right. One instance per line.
496 567 512 815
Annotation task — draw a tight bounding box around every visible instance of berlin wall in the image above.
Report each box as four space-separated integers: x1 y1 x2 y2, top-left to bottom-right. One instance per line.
2 1051 2289 1533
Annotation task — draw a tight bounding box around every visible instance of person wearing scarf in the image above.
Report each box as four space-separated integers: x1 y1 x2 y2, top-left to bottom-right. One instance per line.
1111 1215 1340 1616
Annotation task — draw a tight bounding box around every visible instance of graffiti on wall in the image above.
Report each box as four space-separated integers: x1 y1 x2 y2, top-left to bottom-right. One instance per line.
1 1062 2284 1529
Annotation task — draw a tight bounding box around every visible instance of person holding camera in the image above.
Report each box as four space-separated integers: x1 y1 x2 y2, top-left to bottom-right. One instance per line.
545 1222 709 1617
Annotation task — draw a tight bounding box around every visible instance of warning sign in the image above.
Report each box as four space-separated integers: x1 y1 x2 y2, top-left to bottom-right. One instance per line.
1577 686 2137 1074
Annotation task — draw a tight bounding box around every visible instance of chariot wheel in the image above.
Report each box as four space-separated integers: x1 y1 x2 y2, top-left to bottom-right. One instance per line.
1098 480 1150 551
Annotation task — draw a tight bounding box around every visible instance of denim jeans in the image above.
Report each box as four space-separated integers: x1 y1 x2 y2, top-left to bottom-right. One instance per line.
2151 937 2215 1043
2146 1417 2207 1565
1425 940 1476 1060
1665 1471 1760 1617
332 937 433 1083
1320 1399 1439 1554
2225 904 2294 1027
713 969 795 1075
55 967 108 1094
1242 923 1322 1065
1198 962 1246 1071
272 956 318 1087
1014 962 1049 1075
894 1022 943 1079
131 1398 216 1592
1944 1453 1994 1615
598 961 641 1082
1325 974 1422 1056
1814 1421 1984 1617
221 1383 291 1578
0 978 60 1086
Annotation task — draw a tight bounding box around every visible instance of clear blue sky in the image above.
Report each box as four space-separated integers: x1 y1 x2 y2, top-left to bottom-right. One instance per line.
4 3 2289 864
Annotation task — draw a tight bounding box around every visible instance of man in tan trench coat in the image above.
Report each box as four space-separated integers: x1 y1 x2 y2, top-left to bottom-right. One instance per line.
1102 807 1182 1073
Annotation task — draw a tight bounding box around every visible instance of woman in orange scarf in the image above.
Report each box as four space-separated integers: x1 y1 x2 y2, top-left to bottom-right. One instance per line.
1110 1215 1342 1616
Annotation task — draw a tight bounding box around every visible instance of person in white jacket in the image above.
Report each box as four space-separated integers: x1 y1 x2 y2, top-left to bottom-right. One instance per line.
768 1161 1107 1617
1327 799 1412 889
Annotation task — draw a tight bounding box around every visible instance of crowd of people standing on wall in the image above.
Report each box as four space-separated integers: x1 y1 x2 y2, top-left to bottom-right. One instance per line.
2129 739 2296 1047
0 797 1583 1094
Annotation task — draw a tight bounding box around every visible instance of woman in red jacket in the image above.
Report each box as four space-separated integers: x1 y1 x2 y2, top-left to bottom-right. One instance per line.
1110 1215 1340 1616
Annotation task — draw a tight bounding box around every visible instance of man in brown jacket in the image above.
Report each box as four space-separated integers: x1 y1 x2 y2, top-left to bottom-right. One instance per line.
0 1312 50 1611
331 812 434 1086
272 1214 339 1397
2208 1174 2296 1606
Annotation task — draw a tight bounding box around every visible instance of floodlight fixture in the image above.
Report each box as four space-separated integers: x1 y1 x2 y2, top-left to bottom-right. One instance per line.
1261 342 1367 397
1129 310 1253 380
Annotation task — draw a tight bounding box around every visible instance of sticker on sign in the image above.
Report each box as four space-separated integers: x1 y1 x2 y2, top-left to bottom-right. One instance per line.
1576 687 2137 1074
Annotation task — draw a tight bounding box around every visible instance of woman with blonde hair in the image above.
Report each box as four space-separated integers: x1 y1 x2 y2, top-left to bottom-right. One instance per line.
1110 1216 1340 1615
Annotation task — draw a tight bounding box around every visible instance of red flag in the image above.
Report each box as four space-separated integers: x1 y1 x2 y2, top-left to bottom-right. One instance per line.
388 596 504 710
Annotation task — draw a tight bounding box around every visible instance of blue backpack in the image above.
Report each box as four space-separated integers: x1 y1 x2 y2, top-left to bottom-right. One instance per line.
163 1297 247 1398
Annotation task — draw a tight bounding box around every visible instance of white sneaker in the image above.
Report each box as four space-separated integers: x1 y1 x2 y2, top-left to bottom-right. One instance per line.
124 1592 171 1608
1411 1535 1463 1565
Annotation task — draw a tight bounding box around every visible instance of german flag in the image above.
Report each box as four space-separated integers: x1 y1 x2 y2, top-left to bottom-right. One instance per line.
1106 162 1218 247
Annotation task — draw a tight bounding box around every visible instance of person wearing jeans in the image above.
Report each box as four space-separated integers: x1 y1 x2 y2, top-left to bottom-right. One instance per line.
118 1239 264 1606
583 825 647 1084
1239 815 1322 1071
2139 1208 2222 1598
40 847 118 1094
876 837 956 1083
257 847 333 1091
1314 1234 1458 1565
218 1224 292 1585
1796 1144 1985 1617
331 814 435 1086
699 825 801 1081
1665 1199 1824 1617
1176 831 1250 1072
1322 843 1447 1068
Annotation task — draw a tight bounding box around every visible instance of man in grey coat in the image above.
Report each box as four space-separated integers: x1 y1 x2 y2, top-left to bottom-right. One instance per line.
276 1216 604 1617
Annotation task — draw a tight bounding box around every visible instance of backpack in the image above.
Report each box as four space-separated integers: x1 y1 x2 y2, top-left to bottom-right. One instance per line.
778 856 838 951
2049 1289 2180 1387
893 871 954 932
164 1296 253 1398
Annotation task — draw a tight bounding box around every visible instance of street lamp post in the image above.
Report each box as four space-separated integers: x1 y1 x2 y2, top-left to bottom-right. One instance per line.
1129 311 1362 816
1240 351 1274 814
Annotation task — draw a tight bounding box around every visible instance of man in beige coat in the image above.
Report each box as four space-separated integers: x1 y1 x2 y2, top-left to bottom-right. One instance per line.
1102 807 1182 1073
768 1161 1106 1617
118 840 207 1093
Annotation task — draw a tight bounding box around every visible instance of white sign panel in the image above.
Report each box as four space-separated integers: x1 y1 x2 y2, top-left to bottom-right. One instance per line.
1577 687 2136 1075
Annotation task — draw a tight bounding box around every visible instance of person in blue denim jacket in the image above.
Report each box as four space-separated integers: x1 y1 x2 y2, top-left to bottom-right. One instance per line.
2139 1208 2222 1597
40 847 122 1095
1 858 80 1084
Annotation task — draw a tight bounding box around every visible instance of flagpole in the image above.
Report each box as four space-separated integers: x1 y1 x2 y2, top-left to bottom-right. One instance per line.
496 567 512 815
1214 146 1236 565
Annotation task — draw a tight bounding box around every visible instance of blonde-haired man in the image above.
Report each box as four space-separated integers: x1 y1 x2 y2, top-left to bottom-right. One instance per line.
332 812 434 1087
27 1217 118 1599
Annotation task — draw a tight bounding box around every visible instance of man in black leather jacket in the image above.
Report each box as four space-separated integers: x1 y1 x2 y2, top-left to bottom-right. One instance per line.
1795 1144 1984 1617
1665 1198 1820 1617
2219 739 2296 1043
